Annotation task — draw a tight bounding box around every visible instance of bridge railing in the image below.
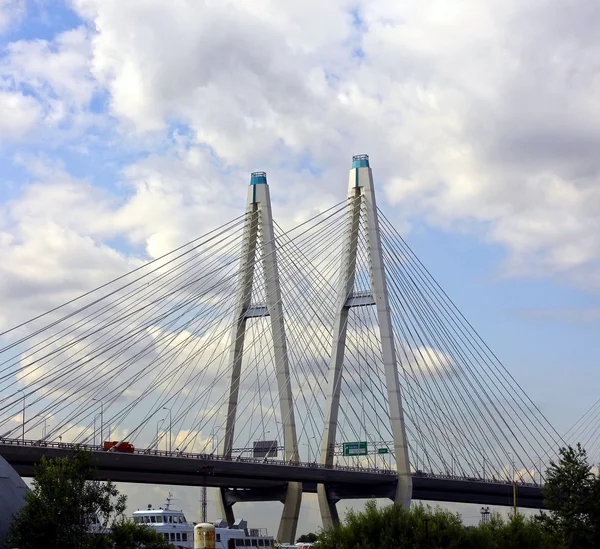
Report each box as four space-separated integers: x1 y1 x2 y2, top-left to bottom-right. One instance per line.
0 437 541 486
0 437 395 476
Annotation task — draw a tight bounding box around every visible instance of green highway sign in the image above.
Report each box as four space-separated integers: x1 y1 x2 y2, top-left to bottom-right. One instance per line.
378 448 389 454
343 441 367 456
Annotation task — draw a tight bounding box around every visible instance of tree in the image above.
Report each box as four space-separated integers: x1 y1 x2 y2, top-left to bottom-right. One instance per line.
540 444 598 548
317 500 467 549
296 532 318 543
6 448 170 549
110 519 172 549
467 513 561 549
317 500 561 549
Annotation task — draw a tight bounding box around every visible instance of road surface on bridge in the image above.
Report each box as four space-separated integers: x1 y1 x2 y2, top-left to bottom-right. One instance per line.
0 438 544 509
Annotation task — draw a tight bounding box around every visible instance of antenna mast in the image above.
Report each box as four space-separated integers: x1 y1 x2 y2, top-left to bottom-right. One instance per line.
201 486 207 523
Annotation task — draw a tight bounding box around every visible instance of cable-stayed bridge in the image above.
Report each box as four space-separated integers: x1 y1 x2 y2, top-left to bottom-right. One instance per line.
0 155 561 541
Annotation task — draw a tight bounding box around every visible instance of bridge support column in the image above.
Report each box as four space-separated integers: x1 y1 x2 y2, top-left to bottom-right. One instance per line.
317 484 340 530
278 481 302 543
218 172 302 540
217 487 236 526
318 155 412 529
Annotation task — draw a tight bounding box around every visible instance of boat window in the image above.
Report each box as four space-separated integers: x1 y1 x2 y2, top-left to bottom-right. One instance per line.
258 540 264 546
176 533 181 541
163 533 169 540
133 517 140 524
171 533 176 541
245 540 251 546
182 533 188 542
150 516 156 523
156 516 162 523
168 516 172 523
182 515 187 522
144 516 150 523
252 539 258 546
216 534 221 542
236 539 244 546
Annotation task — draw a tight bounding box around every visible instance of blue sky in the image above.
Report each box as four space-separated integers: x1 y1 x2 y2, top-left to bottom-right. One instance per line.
1 0 599 535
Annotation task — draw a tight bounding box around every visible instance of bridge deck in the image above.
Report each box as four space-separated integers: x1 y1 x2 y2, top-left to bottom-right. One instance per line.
0 440 544 509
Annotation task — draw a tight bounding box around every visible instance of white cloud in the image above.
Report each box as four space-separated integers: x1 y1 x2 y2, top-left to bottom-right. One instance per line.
63 0 600 288
0 26 98 136
0 90 41 139
0 0 23 33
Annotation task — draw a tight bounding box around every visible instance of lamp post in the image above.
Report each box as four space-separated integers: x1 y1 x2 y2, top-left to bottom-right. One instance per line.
156 419 165 451
302 443 311 463
162 407 172 453
17 390 25 442
508 453 517 518
92 399 103 444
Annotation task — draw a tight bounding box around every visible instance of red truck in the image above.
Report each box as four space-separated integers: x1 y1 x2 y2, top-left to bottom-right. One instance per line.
103 441 135 453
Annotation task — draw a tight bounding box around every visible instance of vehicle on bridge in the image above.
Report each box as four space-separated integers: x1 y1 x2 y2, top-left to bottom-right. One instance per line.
103 440 135 453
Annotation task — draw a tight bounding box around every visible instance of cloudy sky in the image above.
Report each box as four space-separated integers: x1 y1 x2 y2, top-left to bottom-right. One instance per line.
1 0 599 535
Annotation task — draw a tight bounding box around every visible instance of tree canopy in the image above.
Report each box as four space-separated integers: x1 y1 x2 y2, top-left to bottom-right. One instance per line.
316 501 561 549
6 448 170 549
296 532 319 543
540 444 600 548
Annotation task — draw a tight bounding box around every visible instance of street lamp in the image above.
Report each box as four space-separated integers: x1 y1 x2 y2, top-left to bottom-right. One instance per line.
508 453 515 481
92 399 104 444
17 390 25 442
156 419 165 451
211 430 217 453
162 407 172 453
302 443 311 463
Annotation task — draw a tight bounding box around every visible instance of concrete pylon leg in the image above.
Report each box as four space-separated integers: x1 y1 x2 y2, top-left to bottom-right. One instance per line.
317 484 340 530
277 481 302 543
217 488 235 526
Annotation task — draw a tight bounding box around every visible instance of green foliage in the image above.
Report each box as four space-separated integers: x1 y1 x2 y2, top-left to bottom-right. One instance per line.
6 448 170 549
318 501 466 549
297 532 319 543
110 519 171 549
467 513 561 549
541 444 600 548
317 501 561 549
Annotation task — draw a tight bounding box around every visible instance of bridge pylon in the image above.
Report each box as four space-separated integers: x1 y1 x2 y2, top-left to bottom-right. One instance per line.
217 172 302 543
318 155 412 528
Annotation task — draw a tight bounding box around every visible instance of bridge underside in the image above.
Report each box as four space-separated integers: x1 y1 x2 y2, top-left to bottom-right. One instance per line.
1 445 544 510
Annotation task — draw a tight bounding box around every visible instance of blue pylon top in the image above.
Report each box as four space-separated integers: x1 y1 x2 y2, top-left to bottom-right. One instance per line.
250 171 267 185
352 154 370 168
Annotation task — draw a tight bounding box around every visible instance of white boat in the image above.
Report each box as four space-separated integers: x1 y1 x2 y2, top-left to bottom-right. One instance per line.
132 495 275 549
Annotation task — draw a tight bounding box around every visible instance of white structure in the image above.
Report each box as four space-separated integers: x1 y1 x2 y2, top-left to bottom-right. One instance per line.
218 172 302 543
133 504 274 549
318 155 412 527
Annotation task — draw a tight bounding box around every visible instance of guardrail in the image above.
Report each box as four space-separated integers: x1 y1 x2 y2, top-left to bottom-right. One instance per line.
0 437 541 487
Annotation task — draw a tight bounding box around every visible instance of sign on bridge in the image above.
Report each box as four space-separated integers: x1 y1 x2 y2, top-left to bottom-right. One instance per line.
253 440 278 458
342 441 368 456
